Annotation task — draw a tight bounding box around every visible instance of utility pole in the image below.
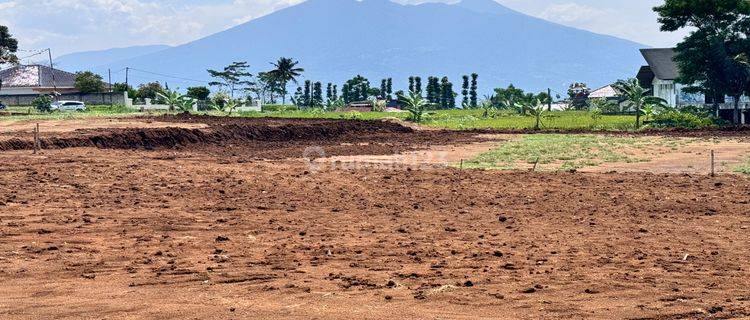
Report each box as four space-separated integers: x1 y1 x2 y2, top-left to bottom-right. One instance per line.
108 68 113 105
47 48 57 100
548 88 552 111
125 67 129 88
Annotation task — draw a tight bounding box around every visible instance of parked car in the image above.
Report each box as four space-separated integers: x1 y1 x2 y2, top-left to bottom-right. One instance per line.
50 101 86 112
0 102 6 110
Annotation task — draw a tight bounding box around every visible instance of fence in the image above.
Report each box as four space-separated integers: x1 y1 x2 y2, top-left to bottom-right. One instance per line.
0 92 127 106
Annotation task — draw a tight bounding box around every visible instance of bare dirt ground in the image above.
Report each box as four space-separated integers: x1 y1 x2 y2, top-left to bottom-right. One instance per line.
0 118 208 134
1 116 750 319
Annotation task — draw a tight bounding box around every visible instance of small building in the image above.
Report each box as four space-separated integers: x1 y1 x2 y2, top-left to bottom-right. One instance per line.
588 85 619 99
0 64 77 95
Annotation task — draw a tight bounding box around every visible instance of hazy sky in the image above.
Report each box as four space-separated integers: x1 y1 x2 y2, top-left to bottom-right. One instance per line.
0 0 689 58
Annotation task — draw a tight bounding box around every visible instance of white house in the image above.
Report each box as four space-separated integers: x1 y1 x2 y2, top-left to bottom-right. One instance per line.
0 64 78 95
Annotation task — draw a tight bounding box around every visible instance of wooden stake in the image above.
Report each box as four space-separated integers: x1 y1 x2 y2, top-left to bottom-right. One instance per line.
532 157 540 172
710 150 715 177
33 123 39 154
460 159 464 170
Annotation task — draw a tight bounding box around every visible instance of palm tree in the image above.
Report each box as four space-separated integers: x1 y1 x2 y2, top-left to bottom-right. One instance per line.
268 57 304 105
398 91 429 123
614 78 667 129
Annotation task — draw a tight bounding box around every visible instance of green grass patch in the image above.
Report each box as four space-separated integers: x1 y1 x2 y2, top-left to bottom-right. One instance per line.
733 157 750 175
463 134 663 171
421 110 636 130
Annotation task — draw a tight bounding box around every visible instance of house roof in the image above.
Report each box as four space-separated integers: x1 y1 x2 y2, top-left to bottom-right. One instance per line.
589 85 618 98
0 65 76 88
640 48 678 80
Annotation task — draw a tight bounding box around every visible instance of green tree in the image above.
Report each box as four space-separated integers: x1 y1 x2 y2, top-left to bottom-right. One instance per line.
493 84 525 113
461 75 470 107
409 77 416 94
186 86 211 100
343 75 371 102
303 80 312 108
268 57 304 104
386 78 393 100
440 77 455 109
415 77 423 96
207 61 252 98
342 83 351 103
0 25 18 65
654 0 750 125
135 82 164 101
74 71 106 93
470 73 478 108
313 81 324 107
426 77 440 104
614 78 668 128
380 79 388 98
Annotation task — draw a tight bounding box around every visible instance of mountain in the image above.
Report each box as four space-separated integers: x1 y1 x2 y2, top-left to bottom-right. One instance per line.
55 45 171 73
93 0 647 94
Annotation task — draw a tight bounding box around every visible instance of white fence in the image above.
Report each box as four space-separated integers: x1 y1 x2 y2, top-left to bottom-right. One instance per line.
124 92 261 112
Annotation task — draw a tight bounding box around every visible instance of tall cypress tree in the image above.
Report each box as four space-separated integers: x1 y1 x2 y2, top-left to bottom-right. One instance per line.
470 73 478 108
326 83 333 103
415 77 423 96
386 78 393 100
303 80 312 108
409 76 415 93
333 85 338 101
462 75 470 107
440 77 450 109
342 83 351 103
313 82 323 107
426 77 436 104
380 79 388 98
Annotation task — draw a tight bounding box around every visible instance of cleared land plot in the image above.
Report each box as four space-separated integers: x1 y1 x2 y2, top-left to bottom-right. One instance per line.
1 116 749 319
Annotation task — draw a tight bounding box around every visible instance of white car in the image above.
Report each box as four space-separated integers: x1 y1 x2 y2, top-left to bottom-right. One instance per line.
51 101 87 112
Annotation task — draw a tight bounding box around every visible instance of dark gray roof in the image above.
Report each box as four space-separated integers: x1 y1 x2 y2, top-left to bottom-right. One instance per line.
0 65 76 88
640 48 678 80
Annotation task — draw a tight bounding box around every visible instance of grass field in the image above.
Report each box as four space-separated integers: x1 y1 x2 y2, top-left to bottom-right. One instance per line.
463 134 689 171
2 105 637 131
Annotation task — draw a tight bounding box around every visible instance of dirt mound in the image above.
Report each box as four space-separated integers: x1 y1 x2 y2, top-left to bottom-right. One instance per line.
0 118 414 152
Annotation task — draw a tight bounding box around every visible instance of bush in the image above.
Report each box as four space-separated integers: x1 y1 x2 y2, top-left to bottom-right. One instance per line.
262 104 298 112
650 110 715 129
33 95 52 113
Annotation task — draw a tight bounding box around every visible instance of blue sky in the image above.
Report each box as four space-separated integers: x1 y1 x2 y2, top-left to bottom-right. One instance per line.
0 0 688 58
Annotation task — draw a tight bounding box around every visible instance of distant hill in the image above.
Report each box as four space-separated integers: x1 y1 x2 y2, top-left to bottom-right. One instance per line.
87 0 647 94
55 45 171 73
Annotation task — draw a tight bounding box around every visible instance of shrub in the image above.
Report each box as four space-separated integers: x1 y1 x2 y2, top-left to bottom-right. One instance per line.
33 95 52 113
650 110 715 129
262 104 298 112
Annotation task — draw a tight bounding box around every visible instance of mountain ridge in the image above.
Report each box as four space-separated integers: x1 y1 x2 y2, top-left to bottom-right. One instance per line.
78 0 647 93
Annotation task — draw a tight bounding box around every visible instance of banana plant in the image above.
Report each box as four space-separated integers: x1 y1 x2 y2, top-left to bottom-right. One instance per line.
614 78 668 128
480 95 497 119
398 91 429 123
521 98 546 130
156 89 183 112
176 97 196 113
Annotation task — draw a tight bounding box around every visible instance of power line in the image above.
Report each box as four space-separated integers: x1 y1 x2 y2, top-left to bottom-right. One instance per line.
127 67 209 84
